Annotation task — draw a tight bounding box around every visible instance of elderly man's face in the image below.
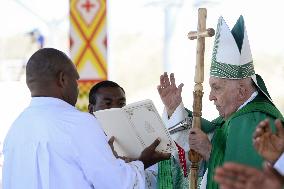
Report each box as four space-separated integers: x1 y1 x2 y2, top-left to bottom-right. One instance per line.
209 77 240 119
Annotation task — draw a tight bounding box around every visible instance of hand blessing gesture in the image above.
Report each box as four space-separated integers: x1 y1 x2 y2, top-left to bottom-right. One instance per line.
157 72 184 117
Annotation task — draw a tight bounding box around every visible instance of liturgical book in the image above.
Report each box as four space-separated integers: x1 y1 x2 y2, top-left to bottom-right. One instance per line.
93 99 177 158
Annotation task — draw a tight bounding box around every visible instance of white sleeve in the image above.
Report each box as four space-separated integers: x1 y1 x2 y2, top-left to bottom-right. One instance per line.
72 114 146 189
274 152 284 176
162 102 188 129
162 102 190 152
144 164 158 189
162 102 191 169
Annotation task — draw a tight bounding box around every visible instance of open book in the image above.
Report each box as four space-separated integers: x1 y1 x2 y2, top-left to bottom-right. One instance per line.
94 99 177 158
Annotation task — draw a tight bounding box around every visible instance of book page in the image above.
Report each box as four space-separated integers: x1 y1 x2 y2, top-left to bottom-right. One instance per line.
122 99 177 154
94 108 144 158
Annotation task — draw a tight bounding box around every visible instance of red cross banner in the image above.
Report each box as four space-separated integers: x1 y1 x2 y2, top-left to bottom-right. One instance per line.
70 0 107 111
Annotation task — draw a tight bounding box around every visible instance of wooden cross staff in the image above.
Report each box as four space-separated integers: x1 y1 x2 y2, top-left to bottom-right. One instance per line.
187 8 215 189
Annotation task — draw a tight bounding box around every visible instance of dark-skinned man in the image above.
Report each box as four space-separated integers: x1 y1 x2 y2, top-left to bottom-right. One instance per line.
2 48 170 189
88 80 161 189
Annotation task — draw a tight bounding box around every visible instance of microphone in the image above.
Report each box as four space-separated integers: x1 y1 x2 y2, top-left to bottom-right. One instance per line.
168 117 192 134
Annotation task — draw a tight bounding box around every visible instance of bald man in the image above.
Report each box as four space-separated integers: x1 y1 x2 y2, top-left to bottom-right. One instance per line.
2 48 170 189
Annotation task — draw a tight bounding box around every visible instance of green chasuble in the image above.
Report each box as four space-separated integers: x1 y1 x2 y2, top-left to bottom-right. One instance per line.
187 94 283 189
158 157 189 189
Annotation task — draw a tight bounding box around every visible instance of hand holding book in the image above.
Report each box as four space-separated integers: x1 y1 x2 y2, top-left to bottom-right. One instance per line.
94 99 177 158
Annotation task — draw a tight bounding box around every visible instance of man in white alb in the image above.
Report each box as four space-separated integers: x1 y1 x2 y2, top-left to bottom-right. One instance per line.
2 48 170 189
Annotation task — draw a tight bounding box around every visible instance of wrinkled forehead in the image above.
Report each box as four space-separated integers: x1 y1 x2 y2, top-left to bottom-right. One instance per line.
209 76 228 86
209 77 241 89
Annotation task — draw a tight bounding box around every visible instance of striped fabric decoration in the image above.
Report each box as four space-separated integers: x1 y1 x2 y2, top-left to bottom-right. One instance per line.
70 0 107 111
210 61 255 79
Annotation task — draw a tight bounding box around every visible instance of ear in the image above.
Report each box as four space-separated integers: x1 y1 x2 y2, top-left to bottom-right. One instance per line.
238 82 246 100
57 71 66 88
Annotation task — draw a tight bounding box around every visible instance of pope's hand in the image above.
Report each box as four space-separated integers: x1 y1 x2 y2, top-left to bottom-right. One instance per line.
157 72 184 117
189 128 212 161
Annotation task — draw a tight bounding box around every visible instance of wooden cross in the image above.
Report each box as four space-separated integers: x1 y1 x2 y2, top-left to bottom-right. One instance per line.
187 8 215 189
188 8 215 92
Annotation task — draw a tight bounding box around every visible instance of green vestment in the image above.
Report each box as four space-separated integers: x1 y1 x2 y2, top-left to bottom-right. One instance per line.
158 157 189 189
186 94 283 189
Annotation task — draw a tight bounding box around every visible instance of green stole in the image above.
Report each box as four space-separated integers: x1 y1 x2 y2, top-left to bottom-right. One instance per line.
158 159 173 189
158 157 189 189
206 99 283 189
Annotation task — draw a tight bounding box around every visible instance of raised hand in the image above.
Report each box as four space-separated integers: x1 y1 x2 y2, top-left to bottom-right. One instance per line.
157 72 184 117
139 138 171 169
214 162 284 189
253 119 284 163
189 127 212 161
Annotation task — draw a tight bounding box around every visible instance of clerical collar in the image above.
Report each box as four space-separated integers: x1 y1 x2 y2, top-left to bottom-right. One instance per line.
238 91 258 110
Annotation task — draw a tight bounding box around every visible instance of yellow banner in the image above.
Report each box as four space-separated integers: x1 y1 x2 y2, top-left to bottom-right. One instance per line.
70 0 107 111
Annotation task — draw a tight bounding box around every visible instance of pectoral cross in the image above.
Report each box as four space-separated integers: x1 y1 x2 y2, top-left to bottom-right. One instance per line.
187 8 215 189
